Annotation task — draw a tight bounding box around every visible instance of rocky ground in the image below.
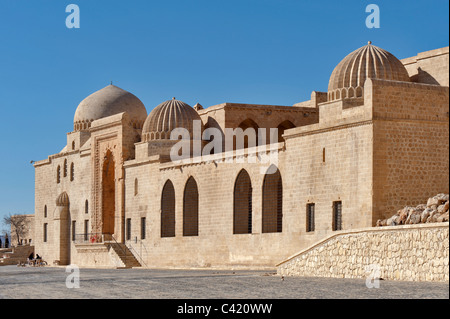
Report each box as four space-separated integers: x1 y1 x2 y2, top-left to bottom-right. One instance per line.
377 194 449 227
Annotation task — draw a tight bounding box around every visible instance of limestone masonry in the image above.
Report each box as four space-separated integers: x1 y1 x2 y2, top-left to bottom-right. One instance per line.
277 222 449 282
31 43 449 274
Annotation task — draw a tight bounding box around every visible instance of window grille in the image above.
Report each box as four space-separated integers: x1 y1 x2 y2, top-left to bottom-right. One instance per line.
333 201 342 231
72 221 76 241
233 170 253 234
183 177 199 236
161 180 175 237
306 203 315 232
262 166 283 233
43 223 48 242
126 218 131 240
141 217 146 240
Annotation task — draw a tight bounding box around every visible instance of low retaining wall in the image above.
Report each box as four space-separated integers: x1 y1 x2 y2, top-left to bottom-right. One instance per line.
277 223 449 282
0 245 35 266
73 243 126 268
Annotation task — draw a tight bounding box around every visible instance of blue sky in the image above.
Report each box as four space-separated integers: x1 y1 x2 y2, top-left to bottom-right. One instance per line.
0 0 448 224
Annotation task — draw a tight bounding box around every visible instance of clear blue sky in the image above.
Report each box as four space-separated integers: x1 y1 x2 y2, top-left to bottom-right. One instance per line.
0 0 448 222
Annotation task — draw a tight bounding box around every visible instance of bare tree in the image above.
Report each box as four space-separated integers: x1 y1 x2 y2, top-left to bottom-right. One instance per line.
3 214 30 246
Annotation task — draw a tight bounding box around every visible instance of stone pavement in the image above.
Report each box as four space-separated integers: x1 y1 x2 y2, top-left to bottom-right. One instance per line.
0 265 448 299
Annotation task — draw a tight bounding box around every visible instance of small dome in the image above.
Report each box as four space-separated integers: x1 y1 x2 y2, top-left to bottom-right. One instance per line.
328 42 410 101
56 192 70 207
74 85 147 131
142 98 202 141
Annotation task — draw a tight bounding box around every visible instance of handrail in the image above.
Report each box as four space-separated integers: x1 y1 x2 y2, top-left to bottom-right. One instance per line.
126 243 147 268
73 232 103 244
109 234 128 264
74 233 147 267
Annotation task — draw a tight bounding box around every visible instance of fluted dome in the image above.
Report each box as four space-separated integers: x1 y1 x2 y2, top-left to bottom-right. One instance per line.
56 192 70 207
142 98 202 141
74 85 148 131
328 42 410 101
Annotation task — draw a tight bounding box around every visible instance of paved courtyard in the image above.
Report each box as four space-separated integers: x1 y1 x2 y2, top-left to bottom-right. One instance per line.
0 265 448 299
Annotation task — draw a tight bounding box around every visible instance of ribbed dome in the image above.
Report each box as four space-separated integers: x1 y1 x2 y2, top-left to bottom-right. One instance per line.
327 42 410 101
56 192 70 207
74 85 148 131
142 98 202 141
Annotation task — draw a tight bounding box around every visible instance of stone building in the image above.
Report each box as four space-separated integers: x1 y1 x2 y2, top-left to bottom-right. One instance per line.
33 43 449 268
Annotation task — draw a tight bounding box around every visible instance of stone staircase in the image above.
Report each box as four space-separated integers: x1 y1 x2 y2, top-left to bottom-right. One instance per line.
108 242 141 268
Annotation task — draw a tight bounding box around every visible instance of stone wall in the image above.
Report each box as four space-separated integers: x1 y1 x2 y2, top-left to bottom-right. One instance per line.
277 223 449 282
122 115 374 269
72 243 133 268
124 144 297 268
402 46 449 87
0 245 35 266
370 79 449 223
34 141 92 265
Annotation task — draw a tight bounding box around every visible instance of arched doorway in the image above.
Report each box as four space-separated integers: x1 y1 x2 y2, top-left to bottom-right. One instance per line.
262 165 283 233
183 177 199 236
233 169 252 234
161 180 175 237
102 150 115 237
55 191 70 265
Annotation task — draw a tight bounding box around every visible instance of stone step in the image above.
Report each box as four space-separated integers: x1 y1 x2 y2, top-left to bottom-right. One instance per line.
108 243 141 268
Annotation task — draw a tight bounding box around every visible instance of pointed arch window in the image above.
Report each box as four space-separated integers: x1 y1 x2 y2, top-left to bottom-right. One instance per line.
235 119 260 150
262 165 283 233
57 166 61 184
70 163 74 181
64 159 68 177
183 177 199 236
275 120 295 143
233 169 252 234
161 180 175 237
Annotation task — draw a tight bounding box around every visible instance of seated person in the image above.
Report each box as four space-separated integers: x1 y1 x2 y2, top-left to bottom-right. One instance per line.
29 254 41 266
27 252 35 265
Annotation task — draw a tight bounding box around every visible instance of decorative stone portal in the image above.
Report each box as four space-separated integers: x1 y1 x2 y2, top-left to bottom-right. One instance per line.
55 192 70 265
102 150 115 238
